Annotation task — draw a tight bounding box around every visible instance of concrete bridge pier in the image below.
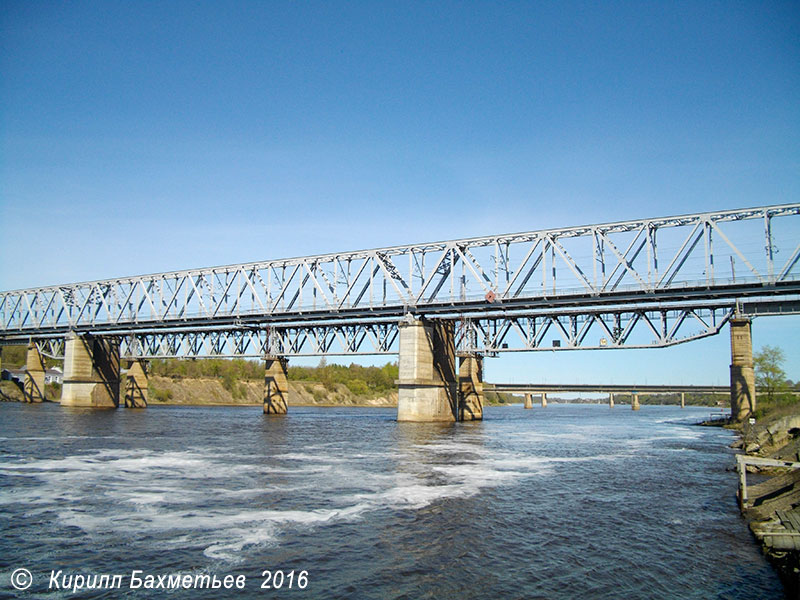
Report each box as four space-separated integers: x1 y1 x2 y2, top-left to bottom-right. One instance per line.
524 393 533 409
24 344 46 403
632 393 641 411
62 333 121 407
397 317 458 422
458 354 484 421
264 356 289 415
609 392 614 408
124 360 148 408
730 317 756 422
541 392 548 408
680 392 685 409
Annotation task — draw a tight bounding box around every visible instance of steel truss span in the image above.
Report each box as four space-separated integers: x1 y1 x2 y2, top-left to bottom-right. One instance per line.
26 302 743 359
2 204 799 356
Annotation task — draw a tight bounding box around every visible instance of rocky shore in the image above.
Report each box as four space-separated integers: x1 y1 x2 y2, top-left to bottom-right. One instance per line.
733 413 800 597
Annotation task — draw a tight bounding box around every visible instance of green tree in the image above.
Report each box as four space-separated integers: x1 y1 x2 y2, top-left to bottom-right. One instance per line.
754 345 789 401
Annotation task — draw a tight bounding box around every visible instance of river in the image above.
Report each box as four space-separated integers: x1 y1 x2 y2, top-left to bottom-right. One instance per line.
0 402 784 599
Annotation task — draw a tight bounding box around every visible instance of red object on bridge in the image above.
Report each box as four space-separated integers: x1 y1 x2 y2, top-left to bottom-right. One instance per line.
485 291 496 303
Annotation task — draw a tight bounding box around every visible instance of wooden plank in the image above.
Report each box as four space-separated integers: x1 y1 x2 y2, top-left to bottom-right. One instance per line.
785 510 800 532
747 486 800 521
747 469 800 502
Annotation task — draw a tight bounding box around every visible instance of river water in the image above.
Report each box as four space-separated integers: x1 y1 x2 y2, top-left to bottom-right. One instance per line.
0 402 784 599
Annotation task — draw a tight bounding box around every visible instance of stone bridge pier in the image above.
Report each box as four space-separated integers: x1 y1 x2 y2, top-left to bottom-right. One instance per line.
458 353 484 421
264 356 289 415
397 317 481 422
730 316 756 421
24 344 46 403
124 360 148 408
61 333 120 407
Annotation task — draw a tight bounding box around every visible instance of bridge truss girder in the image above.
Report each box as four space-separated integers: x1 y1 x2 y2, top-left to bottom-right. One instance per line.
23 302 745 360
2 204 799 340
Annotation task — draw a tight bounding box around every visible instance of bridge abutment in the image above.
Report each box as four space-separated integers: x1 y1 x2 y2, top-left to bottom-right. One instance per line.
730 317 756 421
397 317 457 422
61 333 121 407
124 360 148 408
264 356 289 415
24 344 46 403
524 393 533 409
458 354 483 421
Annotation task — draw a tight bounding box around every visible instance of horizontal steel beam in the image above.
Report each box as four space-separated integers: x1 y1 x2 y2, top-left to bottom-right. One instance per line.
16 299 776 358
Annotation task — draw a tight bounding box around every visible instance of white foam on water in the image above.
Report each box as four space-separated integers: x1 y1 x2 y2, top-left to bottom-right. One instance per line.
0 438 614 562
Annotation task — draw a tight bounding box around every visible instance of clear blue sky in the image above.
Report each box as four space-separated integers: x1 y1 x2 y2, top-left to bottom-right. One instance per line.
1 1 798 383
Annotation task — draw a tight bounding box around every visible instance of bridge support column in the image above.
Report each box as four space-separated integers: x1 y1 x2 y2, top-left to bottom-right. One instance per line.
524 394 533 409
458 354 483 421
24 344 46 403
264 356 289 415
397 317 457 422
62 333 120 407
632 393 640 411
541 392 548 408
680 392 685 409
124 360 148 408
609 392 615 408
730 317 755 422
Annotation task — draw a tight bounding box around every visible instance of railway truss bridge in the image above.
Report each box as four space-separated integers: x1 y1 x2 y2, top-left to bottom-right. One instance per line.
2 204 799 422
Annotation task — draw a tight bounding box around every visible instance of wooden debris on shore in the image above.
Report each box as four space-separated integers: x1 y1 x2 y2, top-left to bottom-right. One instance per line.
736 420 800 596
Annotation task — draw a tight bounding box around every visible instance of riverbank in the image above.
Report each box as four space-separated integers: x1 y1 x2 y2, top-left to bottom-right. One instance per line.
731 407 800 597
148 375 398 407
2 374 518 407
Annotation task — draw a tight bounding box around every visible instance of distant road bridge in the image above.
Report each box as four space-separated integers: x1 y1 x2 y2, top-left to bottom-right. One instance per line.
1 203 799 421
487 382 731 409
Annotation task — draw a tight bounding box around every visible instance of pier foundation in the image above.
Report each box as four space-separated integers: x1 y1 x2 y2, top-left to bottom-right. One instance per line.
730 317 756 422
524 393 533 409
264 356 289 415
24 344 46 403
124 360 148 408
61 333 120 407
632 393 641 411
397 317 457 422
458 354 484 421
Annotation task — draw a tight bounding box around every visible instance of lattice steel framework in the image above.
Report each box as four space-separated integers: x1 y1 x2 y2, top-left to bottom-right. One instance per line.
2 204 799 357
20 302 759 359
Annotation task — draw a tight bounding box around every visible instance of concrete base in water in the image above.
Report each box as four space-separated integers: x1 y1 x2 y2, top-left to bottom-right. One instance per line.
524 393 533 409
730 317 756 422
61 333 120 407
632 394 641 411
609 393 615 408
24 344 46 403
458 354 483 421
264 356 289 415
541 392 548 408
124 360 148 408
397 317 457 422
